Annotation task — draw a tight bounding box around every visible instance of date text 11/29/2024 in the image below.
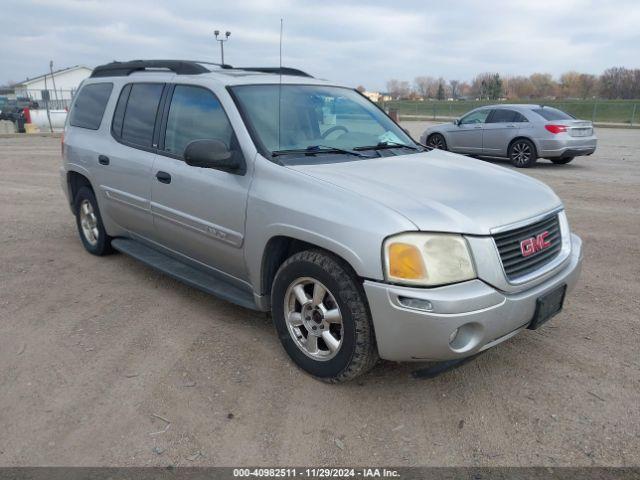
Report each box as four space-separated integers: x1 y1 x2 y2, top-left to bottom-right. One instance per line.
233 468 400 478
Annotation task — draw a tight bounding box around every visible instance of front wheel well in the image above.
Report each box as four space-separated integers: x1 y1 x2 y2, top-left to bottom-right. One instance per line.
260 236 360 298
67 171 93 213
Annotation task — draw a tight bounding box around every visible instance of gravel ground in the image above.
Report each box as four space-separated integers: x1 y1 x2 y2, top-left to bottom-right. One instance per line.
0 126 638 467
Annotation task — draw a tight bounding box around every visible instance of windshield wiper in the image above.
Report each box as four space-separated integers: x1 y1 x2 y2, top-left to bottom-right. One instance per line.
353 141 419 151
272 145 367 158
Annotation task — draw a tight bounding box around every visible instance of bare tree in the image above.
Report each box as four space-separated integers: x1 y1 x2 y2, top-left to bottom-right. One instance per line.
448 80 460 99
529 73 557 98
386 79 411 99
599 67 640 99
577 74 598 99
414 76 438 99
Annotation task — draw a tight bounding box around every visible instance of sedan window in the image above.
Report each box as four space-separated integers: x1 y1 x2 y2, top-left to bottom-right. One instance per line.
459 110 490 124
532 107 574 121
487 109 518 123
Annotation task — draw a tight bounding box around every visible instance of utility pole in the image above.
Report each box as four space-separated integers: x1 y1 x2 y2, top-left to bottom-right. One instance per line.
49 60 59 107
214 30 231 64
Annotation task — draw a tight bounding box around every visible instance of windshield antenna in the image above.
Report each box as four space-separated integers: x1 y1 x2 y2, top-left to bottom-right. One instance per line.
278 18 283 151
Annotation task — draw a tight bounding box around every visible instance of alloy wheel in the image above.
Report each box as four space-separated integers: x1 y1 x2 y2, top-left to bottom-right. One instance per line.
284 277 343 361
79 199 99 246
428 135 445 149
511 142 532 166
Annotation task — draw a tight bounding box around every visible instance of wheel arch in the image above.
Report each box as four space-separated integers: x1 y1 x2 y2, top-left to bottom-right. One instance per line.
67 170 95 213
259 235 363 301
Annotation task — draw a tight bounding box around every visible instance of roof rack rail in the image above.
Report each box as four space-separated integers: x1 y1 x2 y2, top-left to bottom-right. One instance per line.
237 67 313 78
90 60 233 78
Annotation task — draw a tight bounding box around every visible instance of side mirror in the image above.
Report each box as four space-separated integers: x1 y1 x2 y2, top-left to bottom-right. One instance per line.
184 139 244 174
453 118 460 126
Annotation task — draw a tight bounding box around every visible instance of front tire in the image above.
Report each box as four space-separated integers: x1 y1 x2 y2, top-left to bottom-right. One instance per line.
271 250 378 382
509 139 537 168
551 157 574 164
427 133 447 150
74 186 113 256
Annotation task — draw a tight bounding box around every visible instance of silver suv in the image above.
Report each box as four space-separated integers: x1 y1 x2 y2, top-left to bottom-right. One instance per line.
61 60 583 382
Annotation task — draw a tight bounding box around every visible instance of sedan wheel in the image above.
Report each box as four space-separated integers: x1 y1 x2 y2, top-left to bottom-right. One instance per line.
509 139 537 168
427 133 447 150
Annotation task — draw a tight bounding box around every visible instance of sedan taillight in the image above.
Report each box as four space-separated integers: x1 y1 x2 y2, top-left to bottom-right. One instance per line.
545 124 568 134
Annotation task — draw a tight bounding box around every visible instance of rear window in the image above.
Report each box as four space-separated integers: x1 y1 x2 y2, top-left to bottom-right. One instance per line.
532 107 574 121
117 83 164 147
69 83 113 130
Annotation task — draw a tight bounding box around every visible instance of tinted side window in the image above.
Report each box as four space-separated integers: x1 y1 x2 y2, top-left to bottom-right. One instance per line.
121 83 164 147
532 107 574 121
69 83 113 130
164 85 235 156
513 112 528 122
111 84 131 139
487 109 517 123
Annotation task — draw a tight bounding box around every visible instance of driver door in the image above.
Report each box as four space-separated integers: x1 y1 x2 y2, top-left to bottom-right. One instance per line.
149 84 251 281
448 109 490 153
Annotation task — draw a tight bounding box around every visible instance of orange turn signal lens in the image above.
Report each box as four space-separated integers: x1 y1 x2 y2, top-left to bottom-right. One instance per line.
387 243 427 280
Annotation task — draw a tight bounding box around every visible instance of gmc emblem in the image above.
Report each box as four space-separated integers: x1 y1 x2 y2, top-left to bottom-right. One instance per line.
520 231 551 257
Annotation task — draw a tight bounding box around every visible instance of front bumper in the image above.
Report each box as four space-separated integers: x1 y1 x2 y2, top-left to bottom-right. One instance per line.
364 234 583 361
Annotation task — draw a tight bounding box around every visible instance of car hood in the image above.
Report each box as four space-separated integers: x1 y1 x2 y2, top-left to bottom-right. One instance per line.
287 149 562 235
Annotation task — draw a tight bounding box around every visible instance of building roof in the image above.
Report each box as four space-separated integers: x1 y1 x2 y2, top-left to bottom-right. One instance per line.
15 65 93 86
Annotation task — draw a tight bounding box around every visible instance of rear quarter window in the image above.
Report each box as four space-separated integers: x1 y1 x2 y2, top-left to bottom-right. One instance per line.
532 107 574 121
69 83 113 130
118 83 164 147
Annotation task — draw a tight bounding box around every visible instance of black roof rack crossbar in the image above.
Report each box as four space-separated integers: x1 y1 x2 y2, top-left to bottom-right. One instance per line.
237 67 313 78
90 60 233 78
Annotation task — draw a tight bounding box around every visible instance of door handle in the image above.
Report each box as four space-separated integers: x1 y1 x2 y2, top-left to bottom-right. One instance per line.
155 171 172 184
474 125 482 129
506 124 516 128
98 155 110 165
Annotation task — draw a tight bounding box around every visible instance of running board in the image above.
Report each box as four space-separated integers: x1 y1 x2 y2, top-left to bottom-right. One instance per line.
111 238 258 310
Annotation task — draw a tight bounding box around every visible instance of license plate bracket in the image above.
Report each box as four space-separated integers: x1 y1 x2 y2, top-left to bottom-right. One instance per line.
528 284 567 330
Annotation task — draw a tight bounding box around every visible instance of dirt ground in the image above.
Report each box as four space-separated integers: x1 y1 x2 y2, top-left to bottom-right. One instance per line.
0 126 638 467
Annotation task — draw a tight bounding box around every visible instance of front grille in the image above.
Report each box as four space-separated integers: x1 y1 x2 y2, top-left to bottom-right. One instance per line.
493 213 562 280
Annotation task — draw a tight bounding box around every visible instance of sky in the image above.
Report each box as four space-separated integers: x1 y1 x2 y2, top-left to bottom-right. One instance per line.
2 0 639 91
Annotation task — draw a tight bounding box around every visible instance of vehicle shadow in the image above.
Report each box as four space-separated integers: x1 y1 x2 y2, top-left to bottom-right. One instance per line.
474 155 590 170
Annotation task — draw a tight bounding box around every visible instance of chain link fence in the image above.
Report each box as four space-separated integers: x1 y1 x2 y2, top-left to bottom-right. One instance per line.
380 99 639 126
11 88 75 110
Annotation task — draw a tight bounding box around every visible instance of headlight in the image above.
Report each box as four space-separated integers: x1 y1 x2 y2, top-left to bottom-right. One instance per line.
383 233 475 286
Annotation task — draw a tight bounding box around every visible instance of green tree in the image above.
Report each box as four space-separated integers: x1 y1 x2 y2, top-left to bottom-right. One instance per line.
437 82 445 100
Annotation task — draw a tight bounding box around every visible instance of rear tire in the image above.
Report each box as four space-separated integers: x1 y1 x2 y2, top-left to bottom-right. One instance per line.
427 133 447 150
508 139 537 168
551 157 574 164
271 250 378 383
74 186 113 256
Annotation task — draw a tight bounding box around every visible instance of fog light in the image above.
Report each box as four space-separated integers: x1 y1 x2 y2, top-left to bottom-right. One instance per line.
398 296 433 311
448 322 483 352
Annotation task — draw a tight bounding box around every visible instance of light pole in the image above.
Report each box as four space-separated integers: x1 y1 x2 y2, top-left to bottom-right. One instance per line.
214 30 231 64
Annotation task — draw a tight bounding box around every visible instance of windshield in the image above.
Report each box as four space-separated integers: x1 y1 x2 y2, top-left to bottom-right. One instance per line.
230 84 417 161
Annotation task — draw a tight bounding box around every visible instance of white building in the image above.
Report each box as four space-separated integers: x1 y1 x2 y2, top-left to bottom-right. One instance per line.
14 65 93 105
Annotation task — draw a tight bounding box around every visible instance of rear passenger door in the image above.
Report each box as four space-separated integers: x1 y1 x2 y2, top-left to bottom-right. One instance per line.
149 84 251 282
97 82 165 238
482 109 529 156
